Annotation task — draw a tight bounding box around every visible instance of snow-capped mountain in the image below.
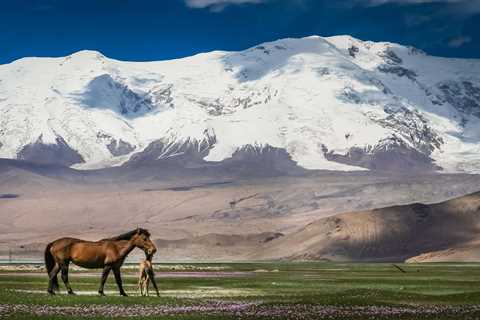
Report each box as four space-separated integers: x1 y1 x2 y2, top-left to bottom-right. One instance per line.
1 35 480 173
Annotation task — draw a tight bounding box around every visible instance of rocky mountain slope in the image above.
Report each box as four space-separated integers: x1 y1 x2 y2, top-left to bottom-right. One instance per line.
252 191 480 262
1 36 480 172
149 189 480 262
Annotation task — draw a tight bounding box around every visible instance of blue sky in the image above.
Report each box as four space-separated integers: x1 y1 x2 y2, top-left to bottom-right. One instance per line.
1 0 479 64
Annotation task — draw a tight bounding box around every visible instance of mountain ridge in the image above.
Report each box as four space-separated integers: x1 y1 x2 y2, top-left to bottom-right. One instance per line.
1 35 480 172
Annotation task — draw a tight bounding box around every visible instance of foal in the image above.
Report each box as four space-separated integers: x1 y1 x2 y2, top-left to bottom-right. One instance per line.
138 259 159 296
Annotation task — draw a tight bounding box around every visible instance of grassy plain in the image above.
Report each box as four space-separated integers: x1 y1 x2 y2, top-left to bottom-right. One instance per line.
1 262 480 319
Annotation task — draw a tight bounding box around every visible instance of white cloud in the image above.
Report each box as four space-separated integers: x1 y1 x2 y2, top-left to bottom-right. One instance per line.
360 0 480 15
448 35 472 47
184 0 265 11
184 0 480 14
365 0 466 5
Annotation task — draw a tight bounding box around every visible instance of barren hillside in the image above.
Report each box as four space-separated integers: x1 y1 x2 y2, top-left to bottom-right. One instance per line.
1 159 479 262
253 192 480 262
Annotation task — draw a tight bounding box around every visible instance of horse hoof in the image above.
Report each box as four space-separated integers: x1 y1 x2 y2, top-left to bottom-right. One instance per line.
121 292 128 297
47 290 55 295
98 291 105 296
68 291 76 295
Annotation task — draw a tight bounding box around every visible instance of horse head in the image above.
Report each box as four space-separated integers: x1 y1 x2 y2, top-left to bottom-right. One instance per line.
132 228 157 257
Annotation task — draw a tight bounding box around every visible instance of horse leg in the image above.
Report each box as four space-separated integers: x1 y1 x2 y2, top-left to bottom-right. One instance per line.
61 263 75 295
47 263 60 295
142 278 147 296
138 277 143 296
146 267 159 297
143 277 148 296
98 266 111 296
150 275 160 297
139 275 146 296
146 278 150 296
139 270 147 296
113 267 127 296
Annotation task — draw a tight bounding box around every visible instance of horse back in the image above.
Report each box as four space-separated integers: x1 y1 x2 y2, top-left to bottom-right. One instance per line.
49 238 112 268
48 237 83 259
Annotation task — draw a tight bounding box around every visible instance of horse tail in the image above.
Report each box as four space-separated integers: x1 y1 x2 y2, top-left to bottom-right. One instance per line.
44 242 59 291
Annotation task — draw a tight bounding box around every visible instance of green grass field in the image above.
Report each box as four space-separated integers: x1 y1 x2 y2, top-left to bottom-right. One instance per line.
1 262 480 319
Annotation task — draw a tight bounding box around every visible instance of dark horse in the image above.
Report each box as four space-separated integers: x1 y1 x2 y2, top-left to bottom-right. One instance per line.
44 228 157 296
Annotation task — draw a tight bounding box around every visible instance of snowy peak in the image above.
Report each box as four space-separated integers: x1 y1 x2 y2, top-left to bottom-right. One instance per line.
1 36 480 173
68 50 105 59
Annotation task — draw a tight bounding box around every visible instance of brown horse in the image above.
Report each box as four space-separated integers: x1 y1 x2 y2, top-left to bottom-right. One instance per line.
44 228 156 296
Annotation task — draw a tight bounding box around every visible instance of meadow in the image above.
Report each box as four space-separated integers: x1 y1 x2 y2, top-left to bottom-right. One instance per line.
1 262 480 319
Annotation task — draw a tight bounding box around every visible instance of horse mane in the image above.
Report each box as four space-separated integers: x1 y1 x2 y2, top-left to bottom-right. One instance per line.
103 228 151 241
